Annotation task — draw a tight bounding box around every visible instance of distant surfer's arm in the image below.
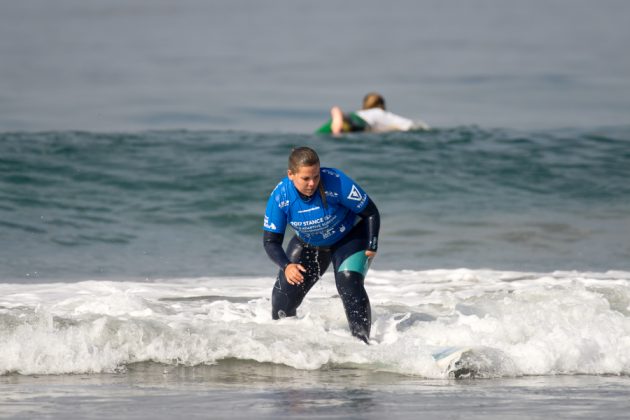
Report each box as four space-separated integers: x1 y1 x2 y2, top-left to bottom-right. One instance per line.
411 120 430 130
358 198 380 257
355 109 428 132
384 111 430 131
384 112 415 131
386 112 430 131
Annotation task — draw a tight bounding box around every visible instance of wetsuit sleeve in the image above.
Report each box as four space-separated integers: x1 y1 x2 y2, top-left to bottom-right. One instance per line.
358 198 380 252
263 231 291 270
263 182 290 269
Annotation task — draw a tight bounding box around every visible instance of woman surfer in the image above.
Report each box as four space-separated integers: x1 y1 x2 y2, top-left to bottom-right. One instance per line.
262 146 380 343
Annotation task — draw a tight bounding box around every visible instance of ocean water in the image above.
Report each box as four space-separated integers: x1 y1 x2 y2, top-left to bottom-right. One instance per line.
2 0 630 132
2 127 630 419
1 128 629 281
2 0 630 419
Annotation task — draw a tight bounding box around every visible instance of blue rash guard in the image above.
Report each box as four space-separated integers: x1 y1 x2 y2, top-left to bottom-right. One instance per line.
263 167 369 247
263 166 380 344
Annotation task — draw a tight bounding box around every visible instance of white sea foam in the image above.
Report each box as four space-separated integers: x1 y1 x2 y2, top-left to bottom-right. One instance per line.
1 269 629 378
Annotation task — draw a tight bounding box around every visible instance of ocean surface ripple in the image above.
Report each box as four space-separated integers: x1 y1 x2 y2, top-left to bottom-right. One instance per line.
1 126 629 280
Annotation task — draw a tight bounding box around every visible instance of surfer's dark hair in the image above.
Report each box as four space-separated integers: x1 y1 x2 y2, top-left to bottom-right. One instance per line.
288 147 320 173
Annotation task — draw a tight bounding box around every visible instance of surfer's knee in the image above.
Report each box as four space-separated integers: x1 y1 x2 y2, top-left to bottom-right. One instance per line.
335 270 366 297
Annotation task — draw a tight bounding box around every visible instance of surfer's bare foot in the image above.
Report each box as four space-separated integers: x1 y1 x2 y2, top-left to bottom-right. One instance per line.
330 106 344 134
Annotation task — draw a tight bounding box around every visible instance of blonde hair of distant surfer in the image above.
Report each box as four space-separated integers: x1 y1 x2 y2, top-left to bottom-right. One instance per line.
362 93 386 110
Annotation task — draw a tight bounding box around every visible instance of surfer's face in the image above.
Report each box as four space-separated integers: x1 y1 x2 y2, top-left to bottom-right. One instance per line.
288 164 320 197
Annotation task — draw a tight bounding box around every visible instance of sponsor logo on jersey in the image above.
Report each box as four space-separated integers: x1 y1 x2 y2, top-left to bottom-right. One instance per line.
322 229 335 239
263 216 277 230
347 184 363 201
278 200 289 209
289 214 338 233
291 217 325 227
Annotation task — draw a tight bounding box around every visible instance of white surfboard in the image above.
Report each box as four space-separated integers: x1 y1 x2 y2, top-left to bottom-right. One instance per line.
432 346 474 377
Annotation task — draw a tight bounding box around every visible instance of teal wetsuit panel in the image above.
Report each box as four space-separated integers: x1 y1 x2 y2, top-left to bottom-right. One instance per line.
338 250 370 276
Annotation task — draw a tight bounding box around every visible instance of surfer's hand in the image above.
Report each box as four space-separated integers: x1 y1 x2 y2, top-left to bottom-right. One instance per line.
284 263 306 285
365 250 376 259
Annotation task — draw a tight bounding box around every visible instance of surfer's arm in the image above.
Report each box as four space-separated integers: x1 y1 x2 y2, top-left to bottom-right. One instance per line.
263 231 291 270
263 231 307 284
358 198 380 257
388 112 416 131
